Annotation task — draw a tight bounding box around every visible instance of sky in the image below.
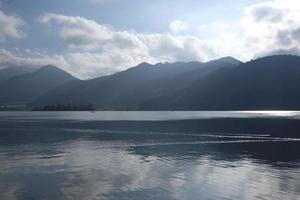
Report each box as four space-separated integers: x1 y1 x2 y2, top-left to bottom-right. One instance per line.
0 0 299 79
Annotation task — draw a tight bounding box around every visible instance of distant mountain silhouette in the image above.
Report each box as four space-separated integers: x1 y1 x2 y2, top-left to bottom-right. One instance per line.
0 65 77 105
4 55 300 110
141 55 300 110
31 57 241 109
0 65 38 82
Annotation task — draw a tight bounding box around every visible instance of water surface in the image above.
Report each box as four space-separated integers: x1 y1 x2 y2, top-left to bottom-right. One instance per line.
1 110 300 121
0 111 300 199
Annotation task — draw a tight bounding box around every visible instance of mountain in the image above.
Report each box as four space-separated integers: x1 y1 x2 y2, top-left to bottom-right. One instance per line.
0 65 39 82
141 55 300 110
31 55 300 110
31 57 241 109
0 65 77 105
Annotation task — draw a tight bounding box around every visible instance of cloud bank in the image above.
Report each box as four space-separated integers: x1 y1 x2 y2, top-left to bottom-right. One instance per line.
38 13 217 78
243 0 300 57
0 49 69 69
1 0 300 79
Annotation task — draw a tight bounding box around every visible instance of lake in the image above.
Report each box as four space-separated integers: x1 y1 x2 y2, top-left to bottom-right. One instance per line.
0 111 300 200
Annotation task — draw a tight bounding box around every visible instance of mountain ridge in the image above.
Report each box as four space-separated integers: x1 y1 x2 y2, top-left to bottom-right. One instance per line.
2 55 300 110
0 65 77 105
140 55 300 110
31 56 242 109
0 65 40 82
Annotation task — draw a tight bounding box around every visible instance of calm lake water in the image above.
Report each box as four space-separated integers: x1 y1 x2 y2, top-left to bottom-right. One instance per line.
0 111 300 200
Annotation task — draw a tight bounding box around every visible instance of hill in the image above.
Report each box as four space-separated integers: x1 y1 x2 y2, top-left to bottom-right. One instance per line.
0 65 38 82
0 65 77 105
141 55 300 110
31 57 241 109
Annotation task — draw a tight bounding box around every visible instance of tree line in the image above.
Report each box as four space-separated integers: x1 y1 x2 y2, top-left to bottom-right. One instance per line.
32 103 96 111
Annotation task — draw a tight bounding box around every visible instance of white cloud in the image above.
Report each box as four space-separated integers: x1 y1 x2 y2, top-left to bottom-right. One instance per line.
39 13 220 78
40 13 113 50
0 10 25 41
0 48 70 71
140 33 218 61
242 0 300 57
40 3 300 79
3 0 300 79
169 20 188 34
192 0 300 59
65 51 156 78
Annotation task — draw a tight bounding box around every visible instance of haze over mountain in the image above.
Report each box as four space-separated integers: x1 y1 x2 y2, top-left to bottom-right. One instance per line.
0 65 39 82
0 65 77 105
